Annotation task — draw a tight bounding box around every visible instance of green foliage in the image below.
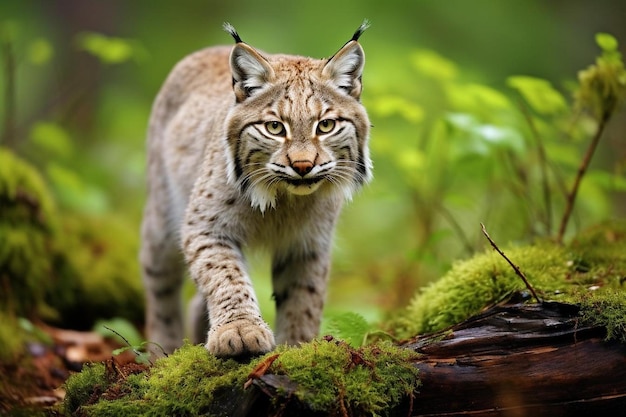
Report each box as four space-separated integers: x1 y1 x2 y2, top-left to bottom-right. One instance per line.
273 340 419 415
76 32 146 65
95 318 144 348
578 291 626 343
325 311 396 347
97 320 160 366
111 343 153 365
410 49 458 81
27 37 53 65
48 213 144 329
63 362 109 415
326 312 372 347
390 221 626 338
65 344 249 416
142 346 246 415
576 33 626 120
0 147 58 317
63 341 420 417
0 146 143 330
507 76 568 115
29 121 74 161
3 4 625 321
359 30 626 289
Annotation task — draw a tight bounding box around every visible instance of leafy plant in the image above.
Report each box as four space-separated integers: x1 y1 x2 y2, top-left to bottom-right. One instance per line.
556 33 626 242
326 312 396 347
362 32 626 291
102 324 164 365
326 312 372 347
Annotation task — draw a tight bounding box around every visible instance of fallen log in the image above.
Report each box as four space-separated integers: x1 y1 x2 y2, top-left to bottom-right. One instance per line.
239 298 626 416
405 299 626 416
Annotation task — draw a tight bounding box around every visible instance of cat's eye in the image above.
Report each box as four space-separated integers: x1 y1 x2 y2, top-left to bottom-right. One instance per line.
265 121 286 136
317 119 336 134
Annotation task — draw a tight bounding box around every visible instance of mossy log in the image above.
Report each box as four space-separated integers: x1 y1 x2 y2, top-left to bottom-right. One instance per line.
237 299 626 416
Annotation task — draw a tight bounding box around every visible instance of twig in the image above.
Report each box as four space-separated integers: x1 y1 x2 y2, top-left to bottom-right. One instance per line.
480 223 541 303
103 325 143 358
556 111 611 244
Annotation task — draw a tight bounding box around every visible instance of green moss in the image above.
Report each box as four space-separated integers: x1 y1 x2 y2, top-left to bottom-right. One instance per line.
273 340 420 415
49 213 144 328
64 341 420 416
391 221 626 339
0 147 143 329
63 362 108 415
64 344 250 417
578 291 626 343
139 344 247 416
0 147 58 317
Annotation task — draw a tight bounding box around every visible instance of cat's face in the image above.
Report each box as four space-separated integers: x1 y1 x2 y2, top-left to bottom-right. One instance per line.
224 31 371 211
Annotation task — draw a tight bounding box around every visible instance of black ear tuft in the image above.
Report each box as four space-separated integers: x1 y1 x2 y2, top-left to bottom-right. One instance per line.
322 22 368 99
223 22 243 43
350 19 370 42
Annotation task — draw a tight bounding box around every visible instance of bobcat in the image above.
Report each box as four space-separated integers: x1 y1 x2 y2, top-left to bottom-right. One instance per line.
140 22 371 357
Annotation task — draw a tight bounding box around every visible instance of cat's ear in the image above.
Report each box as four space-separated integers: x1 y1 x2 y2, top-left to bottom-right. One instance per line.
224 23 274 102
322 21 369 99
230 44 275 101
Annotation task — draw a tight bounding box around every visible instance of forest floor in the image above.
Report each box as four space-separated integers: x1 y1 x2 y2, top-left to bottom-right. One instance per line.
0 323 137 416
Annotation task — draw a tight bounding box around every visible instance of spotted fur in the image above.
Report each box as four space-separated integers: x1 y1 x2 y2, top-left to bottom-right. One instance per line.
141 23 371 357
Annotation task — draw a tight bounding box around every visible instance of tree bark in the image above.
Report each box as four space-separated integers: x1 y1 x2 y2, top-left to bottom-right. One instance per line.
231 298 626 416
404 299 626 416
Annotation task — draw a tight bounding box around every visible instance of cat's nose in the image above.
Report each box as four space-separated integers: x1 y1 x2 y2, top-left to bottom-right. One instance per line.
291 160 314 176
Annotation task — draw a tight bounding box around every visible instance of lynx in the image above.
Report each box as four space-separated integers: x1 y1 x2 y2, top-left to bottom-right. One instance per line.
140 22 371 357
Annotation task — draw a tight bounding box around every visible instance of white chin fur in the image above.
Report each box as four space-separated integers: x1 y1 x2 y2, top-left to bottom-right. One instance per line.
286 182 322 196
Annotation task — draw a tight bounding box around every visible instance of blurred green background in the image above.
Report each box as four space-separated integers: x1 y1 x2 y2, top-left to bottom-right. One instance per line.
1 0 625 330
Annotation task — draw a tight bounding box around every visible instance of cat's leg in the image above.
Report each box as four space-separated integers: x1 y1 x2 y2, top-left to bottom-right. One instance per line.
140 202 185 356
183 226 274 357
271 246 331 345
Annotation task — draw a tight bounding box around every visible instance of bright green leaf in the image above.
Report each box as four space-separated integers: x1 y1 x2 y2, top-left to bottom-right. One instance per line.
94 317 143 347
507 75 568 115
586 169 626 191
111 346 133 356
30 121 74 160
368 95 424 123
410 49 458 81
474 124 525 152
596 33 618 52
544 142 581 168
28 38 53 65
326 312 371 347
576 34 626 119
446 83 512 111
396 148 425 172
446 113 525 157
76 32 136 64
446 112 477 129
46 162 109 213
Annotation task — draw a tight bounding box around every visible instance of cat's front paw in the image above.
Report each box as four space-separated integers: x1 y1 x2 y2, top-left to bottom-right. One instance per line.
206 318 275 357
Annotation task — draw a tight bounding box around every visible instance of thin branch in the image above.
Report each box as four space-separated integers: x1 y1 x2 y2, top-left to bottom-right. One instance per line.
556 111 611 244
103 325 145 359
103 325 133 346
480 223 541 304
